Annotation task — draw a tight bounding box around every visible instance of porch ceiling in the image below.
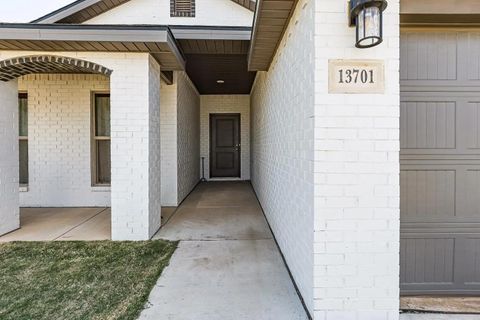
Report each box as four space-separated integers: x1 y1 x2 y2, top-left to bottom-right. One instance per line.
170 26 256 94
0 24 185 71
186 54 256 94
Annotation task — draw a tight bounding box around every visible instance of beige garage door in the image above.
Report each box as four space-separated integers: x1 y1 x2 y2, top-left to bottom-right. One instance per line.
400 30 480 294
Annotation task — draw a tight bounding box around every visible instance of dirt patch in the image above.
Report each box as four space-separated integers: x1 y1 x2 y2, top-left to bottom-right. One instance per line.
401 296 480 314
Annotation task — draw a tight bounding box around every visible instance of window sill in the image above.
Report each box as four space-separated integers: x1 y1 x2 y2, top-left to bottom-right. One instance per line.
19 185 29 192
91 186 111 192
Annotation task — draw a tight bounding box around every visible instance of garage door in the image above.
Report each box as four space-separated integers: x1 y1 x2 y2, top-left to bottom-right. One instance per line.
400 30 480 294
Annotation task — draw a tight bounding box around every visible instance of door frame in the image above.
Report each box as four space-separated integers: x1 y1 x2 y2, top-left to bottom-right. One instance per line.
209 113 241 179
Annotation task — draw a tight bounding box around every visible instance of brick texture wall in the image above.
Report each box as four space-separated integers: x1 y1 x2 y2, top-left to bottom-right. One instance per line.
0 80 20 236
313 1 400 319
148 55 162 236
17 74 111 207
160 77 178 206
200 95 250 180
177 72 200 202
250 0 315 313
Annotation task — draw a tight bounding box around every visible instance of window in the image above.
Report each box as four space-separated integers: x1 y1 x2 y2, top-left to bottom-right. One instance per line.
170 0 195 17
92 93 111 186
19 93 28 186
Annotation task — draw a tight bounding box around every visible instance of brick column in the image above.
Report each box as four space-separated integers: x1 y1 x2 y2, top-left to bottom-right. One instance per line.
110 54 161 240
0 80 20 236
313 1 400 319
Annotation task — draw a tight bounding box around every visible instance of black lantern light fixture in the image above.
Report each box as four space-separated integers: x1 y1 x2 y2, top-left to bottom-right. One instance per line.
349 0 388 49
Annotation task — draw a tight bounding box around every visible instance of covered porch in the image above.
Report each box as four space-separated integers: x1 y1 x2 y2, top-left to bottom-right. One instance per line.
0 24 185 241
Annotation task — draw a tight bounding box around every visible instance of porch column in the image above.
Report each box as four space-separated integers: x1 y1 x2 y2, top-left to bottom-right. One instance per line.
110 54 161 240
0 79 19 236
313 0 400 319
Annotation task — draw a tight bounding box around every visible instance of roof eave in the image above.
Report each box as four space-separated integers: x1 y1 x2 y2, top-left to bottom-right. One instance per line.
0 24 185 71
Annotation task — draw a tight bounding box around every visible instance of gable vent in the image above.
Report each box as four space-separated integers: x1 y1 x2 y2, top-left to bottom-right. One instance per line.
171 0 196 17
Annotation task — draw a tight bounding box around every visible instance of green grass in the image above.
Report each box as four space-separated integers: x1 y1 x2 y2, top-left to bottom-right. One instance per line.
0 240 178 320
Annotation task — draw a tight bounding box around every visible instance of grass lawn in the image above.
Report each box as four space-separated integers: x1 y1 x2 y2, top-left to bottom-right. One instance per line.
0 240 177 320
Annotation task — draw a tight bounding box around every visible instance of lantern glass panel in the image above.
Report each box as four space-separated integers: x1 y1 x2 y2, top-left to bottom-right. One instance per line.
356 6 382 48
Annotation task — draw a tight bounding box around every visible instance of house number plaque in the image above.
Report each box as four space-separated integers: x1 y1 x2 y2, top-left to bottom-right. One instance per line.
328 59 385 94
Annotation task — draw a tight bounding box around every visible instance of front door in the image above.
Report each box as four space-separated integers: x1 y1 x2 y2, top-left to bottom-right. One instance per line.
210 114 240 178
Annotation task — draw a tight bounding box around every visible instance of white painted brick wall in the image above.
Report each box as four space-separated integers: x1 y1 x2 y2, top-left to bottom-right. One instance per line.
313 0 400 319
85 0 253 27
0 80 20 236
160 77 178 206
108 53 162 240
200 95 250 180
250 0 315 313
177 72 200 202
17 74 110 207
148 55 162 237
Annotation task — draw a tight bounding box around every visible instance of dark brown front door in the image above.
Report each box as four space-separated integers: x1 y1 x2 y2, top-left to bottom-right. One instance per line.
210 114 240 178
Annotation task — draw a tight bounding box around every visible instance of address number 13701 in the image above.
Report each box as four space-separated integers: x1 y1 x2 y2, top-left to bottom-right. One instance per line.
329 59 385 94
338 69 374 84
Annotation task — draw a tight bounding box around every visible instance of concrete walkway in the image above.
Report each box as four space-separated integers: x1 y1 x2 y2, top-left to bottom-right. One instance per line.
141 181 308 320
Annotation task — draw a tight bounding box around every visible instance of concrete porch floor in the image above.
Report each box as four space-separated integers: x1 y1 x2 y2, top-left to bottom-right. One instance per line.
0 207 111 242
0 207 177 242
142 181 308 320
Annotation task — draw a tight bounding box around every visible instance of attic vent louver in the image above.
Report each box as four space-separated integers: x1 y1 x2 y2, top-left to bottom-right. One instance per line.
171 0 196 17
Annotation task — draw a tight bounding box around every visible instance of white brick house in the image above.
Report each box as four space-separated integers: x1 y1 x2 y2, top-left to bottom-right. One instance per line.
0 0 479 319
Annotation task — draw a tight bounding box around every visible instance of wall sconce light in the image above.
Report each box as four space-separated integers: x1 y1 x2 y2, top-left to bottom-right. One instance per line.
349 0 388 48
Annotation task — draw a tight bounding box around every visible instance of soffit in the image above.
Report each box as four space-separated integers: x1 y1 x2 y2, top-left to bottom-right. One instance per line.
32 0 132 24
248 0 299 71
0 24 185 70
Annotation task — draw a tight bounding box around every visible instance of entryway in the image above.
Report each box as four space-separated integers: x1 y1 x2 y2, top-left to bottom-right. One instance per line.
209 114 241 178
144 181 308 319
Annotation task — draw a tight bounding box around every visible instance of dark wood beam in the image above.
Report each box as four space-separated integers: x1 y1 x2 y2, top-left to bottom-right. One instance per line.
161 71 174 85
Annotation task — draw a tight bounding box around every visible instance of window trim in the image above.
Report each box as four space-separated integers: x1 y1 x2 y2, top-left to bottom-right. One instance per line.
18 92 28 188
91 92 111 187
170 0 196 17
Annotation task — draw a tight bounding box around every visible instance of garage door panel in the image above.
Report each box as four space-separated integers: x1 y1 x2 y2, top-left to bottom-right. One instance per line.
401 96 480 155
467 32 480 81
401 164 480 222
467 101 480 149
401 31 480 90
463 237 480 285
401 169 455 220
401 237 455 285
401 32 458 81
401 233 480 294
465 170 480 216
400 101 456 149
